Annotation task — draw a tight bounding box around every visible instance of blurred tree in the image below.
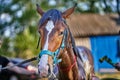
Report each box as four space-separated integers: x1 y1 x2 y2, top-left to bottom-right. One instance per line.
0 0 41 58
0 37 12 56
116 0 120 18
13 26 39 58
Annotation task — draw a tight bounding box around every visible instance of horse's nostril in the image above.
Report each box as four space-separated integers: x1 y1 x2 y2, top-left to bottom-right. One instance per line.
48 67 51 73
39 69 49 77
47 64 51 73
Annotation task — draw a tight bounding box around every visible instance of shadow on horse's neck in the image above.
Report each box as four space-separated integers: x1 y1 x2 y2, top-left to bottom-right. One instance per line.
58 28 79 80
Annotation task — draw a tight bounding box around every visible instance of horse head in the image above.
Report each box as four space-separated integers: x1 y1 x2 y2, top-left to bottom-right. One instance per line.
36 4 76 78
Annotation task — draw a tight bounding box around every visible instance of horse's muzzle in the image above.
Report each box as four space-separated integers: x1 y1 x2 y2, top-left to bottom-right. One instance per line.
38 63 49 77
38 64 52 78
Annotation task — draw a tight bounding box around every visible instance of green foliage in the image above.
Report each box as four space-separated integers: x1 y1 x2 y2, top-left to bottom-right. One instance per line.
0 0 40 58
0 37 12 56
12 26 40 58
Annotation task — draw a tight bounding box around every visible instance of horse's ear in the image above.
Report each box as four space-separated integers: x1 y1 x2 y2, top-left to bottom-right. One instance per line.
36 4 44 16
62 3 77 19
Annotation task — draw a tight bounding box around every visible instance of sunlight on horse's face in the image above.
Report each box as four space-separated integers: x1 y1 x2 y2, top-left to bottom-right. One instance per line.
38 20 65 77
39 20 65 51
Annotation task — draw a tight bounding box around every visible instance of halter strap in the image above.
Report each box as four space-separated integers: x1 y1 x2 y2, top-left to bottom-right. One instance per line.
36 37 40 49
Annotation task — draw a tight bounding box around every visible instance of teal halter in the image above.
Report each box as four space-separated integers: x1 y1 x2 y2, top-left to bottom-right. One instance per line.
39 29 67 65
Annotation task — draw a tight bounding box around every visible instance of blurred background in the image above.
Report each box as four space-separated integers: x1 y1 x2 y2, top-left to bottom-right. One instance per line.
0 0 120 79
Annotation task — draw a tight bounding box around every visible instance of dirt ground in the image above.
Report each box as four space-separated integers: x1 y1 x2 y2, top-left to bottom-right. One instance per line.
38 78 48 80
38 72 120 80
97 72 120 80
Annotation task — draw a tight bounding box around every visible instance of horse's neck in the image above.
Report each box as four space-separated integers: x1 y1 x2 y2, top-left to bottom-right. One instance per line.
58 46 79 80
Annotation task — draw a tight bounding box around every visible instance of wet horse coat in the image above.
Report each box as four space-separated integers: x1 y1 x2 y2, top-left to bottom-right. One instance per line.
36 4 99 80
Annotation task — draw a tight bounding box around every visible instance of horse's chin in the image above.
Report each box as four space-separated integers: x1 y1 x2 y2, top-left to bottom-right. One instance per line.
38 66 49 78
39 73 48 78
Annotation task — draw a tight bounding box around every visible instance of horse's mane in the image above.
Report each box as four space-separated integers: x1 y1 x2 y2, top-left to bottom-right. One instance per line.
39 9 62 26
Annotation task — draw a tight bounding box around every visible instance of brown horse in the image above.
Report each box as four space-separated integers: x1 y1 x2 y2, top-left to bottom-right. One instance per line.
36 4 99 80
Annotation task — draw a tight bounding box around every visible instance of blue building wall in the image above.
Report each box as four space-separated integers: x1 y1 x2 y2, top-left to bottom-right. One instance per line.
90 36 120 72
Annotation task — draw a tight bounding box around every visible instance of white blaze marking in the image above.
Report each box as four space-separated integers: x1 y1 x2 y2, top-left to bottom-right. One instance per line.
43 20 54 50
38 20 54 73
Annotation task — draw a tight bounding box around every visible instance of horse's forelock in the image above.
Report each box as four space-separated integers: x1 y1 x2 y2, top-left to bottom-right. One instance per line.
39 9 62 26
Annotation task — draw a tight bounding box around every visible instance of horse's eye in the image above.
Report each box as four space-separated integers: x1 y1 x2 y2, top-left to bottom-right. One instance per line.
38 32 41 36
38 30 41 35
59 32 64 36
39 32 41 35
